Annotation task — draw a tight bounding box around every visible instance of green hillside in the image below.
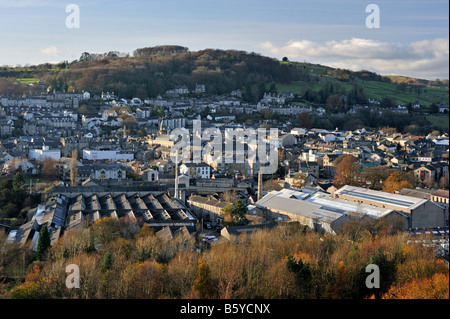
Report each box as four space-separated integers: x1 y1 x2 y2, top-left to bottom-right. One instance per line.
275 61 448 107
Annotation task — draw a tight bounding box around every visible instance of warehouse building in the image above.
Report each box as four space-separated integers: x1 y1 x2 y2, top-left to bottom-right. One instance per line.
255 186 443 234
255 192 348 234
13 185 197 249
333 186 446 228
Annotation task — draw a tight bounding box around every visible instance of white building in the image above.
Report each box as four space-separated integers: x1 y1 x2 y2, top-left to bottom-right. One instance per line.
91 164 126 180
29 145 61 162
82 150 134 161
180 163 211 179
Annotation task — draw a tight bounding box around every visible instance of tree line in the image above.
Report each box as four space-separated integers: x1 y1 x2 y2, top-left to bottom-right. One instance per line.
35 47 306 100
2 217 448 299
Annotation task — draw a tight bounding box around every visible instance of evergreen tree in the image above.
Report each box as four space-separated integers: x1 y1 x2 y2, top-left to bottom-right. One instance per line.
368 248 396 299
12 172 25 192
233 199 248 225
35 224 51 260
101 252 113 274
286 254 312 298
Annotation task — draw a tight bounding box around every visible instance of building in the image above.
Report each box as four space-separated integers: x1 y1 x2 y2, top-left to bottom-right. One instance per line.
29 145 61 162
148 134 175 148
82 150 134 161
323 154 341 178
187 195 230 226
3 157 38 175
195 84 206 94
431 189 449 205
298 161 320 177
431 189 449 226
12 185 199 249
333 185 446 228
91 163 127 180
220 223 278 241
180 163 211 179
255 189 352 234
146 169 159 182
276 134 297 148
0 119 13 137
255 185 446 233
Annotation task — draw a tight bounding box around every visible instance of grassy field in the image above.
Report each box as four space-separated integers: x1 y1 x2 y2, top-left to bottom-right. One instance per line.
15 78 40 84
276 77 448 106
361 80 448 105
427 115 449 130
276 60 449 106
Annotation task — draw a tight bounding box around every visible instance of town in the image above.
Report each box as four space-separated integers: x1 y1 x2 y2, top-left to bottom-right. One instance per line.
0 79 448 299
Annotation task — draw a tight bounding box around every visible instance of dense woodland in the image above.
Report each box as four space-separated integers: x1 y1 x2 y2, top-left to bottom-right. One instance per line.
1 219 448 299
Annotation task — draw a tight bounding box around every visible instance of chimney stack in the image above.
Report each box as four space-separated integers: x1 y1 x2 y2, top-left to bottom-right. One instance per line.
257 170 263 201
174 152 179 200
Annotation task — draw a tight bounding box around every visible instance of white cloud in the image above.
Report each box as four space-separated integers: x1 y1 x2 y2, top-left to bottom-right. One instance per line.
40 46 61 57
259 38 449 80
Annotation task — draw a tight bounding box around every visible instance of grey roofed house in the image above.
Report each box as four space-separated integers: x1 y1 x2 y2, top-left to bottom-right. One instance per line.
155 225 192 241
155 226 174 241
220 223 278 241
85 194 102 211
53 195 69 228
14 197 68 248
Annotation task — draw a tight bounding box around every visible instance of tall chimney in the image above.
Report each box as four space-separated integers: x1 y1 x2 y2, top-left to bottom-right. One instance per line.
174 152 179 200
257 170 263 201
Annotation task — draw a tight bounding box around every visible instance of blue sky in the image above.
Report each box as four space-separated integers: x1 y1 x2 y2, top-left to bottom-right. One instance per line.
0 0 448 79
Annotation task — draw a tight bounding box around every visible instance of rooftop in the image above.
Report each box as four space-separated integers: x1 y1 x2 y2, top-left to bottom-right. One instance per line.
334 185 427 210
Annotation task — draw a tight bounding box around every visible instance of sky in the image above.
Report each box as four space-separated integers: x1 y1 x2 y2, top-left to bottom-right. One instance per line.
0 0 448 80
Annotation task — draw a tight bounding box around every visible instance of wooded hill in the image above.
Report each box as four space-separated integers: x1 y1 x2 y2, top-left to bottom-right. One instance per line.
0 45 448 107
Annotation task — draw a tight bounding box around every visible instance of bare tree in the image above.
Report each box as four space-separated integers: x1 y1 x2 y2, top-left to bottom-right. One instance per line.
70 149 78 186
222 190 237 203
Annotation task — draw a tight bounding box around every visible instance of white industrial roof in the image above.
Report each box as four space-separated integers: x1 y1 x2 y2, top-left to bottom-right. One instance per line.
258 187 403 222
268 188 312 200
306 192 396 219
334 185 427 210
256 193 343 224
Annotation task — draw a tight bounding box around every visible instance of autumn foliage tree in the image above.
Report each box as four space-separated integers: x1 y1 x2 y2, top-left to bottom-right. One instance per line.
9 265 43 299
382 273 449 299
382 171 414 193
297 112 311 129
333 155 360 188
4 216 448 300
193 258 217 299
221 199 248 226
